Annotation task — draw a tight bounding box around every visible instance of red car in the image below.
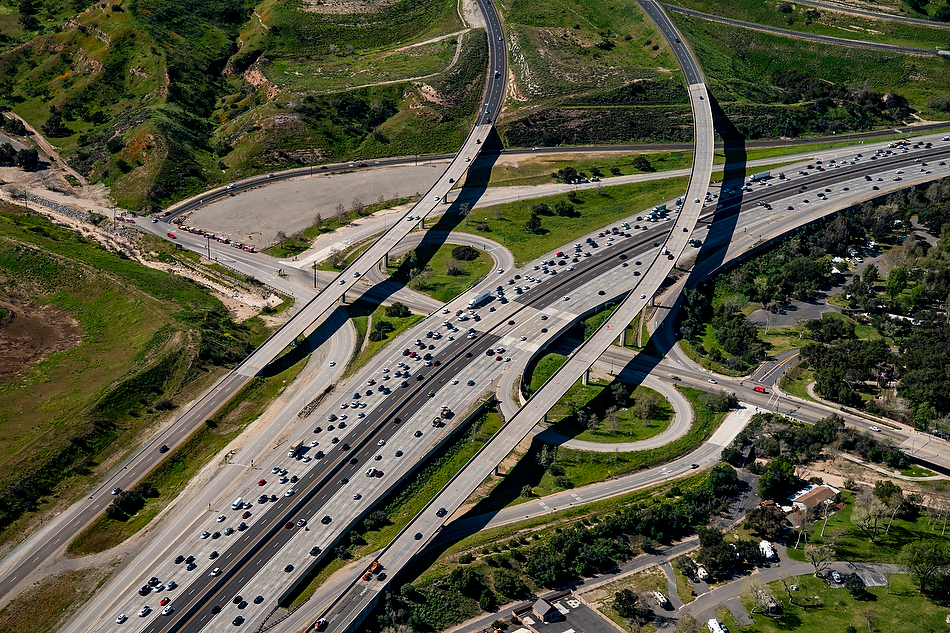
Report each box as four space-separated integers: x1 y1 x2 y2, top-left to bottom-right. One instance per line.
160 597 170 606
363 573 372 581
358 162 368 167
753 386 767 393
258 479 266 486
374 470 383 478
242 511 251 519
285 522 293 529
167 232 176 239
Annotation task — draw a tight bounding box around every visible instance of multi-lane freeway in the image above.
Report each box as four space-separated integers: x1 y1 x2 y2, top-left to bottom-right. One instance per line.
7 2 950 632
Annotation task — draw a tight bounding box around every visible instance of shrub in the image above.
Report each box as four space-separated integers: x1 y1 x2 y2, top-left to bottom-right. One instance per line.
451 245 479 261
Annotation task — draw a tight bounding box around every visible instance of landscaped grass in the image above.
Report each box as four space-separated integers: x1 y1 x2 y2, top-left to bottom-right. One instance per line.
900 464 936 478
473 150 695 187
596 566 669 629
525 352 569 395
783 490 950 565
67 351 310 556
287 408 503 608
468 385 725 507
780 365 817 402
727 573 950 633
457 176 689 264
389 242 493 303
345 302 424 377
545 382 673 444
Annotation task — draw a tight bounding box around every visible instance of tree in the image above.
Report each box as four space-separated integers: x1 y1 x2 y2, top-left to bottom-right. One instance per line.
451 245 479 261
673 614 700 633
530 202 551 216
523 213 543 234
613 589 650 624
804 543 835 576
15 147 39 170
632 391 662 421
885 266 908 300
852 488 887 542
743 578 775 614
898 539 950 592
610 381 629 404
744 505 786 537
707 463 738 498
758 455 797 501
632 155 654 172
553 199 575 217
385 302 411 318
493 568 528 599
844 574 868 599
275 230 288 247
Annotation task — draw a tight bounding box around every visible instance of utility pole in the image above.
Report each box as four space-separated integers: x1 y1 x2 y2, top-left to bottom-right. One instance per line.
312 262 317 288
206 236 211 260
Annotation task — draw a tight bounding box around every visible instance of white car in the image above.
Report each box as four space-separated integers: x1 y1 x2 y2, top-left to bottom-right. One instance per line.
497 268 504 274
708 379 717 384
217 514 226 522
451 379 459 385
869 426 881 432
116 614 128 624
310 440 319 447
329 360 336 367
285 489 295 496
162 606 174 616
138 607 151 617
210 568 221 576
378 439 386 446
201 531 211 539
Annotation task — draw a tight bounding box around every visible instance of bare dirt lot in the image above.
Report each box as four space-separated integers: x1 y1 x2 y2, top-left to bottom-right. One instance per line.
0 297 83 383
182 161 451 249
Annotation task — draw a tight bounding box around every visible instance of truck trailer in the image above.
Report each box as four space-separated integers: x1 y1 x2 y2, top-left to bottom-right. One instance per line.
467 289 491 308
288 439 304 457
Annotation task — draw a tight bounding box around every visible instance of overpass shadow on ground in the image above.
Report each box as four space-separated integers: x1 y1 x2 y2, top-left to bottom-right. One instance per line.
344 128 505 316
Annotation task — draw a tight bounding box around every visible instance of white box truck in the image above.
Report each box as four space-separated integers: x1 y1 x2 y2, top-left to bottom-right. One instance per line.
467 289 491 308
231 497 244 510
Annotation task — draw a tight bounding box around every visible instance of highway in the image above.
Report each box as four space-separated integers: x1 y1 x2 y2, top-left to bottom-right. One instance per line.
0 0 504 616
10 4 950 632
311 2 715 629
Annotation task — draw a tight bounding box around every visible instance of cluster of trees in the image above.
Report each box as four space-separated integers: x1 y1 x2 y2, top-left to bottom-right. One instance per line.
801 328 891 407
378 468 740 631
769 69 910 121
384 302 411 319
523 197 580 234
686 526 767 581
105 482 158 520
0 143 38 170
724 413 908 484
524 465 738 587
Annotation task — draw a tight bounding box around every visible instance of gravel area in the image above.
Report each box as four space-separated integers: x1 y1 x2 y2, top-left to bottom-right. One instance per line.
183 161 451 249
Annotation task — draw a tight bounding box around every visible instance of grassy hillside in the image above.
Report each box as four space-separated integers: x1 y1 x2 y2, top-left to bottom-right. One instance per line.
672 14 950 138
0 201 269 546
497 0 691 146
0 0 476 210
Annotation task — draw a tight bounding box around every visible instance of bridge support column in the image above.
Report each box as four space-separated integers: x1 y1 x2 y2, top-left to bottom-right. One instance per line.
649 295 655 308
582 369 589 386
619 328 626 347
492 465 499 476
419 217 424 230
341 292 346 304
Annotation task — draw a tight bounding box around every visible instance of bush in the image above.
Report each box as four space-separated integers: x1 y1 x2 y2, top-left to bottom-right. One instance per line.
451 245 479 261
384 302 411 318
459 553 474 564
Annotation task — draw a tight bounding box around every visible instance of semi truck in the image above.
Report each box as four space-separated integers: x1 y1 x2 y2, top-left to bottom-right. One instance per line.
467 289 491 308
288 439 304 457
750 170 771 182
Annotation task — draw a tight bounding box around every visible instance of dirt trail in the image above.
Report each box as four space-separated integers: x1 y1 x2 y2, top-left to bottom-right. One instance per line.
1 112 88 187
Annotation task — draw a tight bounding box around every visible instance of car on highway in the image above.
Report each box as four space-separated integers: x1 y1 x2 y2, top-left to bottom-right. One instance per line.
414 532 423 540
436 507 447 517
168 581 178 590
354 493 362 500
869 426 881 432
166 232 176 239
162 606 174 616
297 518 307 527
224 527 234 535
217 514 226 522
285 489 294 496
212 531 221 538
321 515 332 524
669 375 680 381
201 531 211 539
112 486 122 495
395 450 404 457
175 555 185 564
691 464 700 469
116 614 127 624
377 439 386 446
242 511 251 519
209 550 219 559
254 596 264 604
310 547 321 556
233 616 244 626
708 379 717 384
159 444 169 453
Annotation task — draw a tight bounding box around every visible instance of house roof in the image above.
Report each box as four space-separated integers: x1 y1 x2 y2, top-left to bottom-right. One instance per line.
792 485 837 508
533 599 556 615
